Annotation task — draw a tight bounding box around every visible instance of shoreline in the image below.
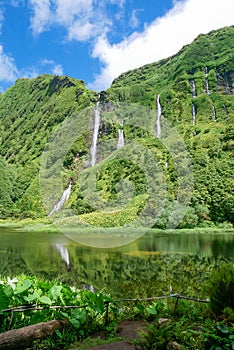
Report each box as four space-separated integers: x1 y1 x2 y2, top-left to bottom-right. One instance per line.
0 218 233 234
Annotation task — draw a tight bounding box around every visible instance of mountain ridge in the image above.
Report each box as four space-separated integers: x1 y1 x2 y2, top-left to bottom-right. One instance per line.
0 25 233 227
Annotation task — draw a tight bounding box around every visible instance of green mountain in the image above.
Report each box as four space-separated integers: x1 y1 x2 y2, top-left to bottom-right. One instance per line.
0 76 97 217
0 26 233 228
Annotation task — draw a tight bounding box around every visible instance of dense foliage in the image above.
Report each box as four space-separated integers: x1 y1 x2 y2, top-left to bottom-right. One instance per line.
0 75 97 218
139 302 234 350
106 25 234 227
0 26 233 227
0 275 114 348
207 263 234 315
0 271 234 349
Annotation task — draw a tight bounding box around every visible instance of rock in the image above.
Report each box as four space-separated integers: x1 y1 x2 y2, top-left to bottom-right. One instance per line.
158 318 171 326
167 341 183 350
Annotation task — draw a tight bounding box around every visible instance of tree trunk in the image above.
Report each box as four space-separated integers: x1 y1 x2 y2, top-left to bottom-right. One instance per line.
0 320 67 350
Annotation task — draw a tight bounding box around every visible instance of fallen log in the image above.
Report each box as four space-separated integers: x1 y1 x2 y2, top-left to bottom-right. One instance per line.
0 320 67 350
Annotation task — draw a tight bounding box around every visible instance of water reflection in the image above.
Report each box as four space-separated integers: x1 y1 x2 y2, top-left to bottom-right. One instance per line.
0 227 234 298
55 243 70 267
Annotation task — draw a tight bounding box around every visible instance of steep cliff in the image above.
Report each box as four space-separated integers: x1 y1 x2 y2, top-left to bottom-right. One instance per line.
0 26 233 227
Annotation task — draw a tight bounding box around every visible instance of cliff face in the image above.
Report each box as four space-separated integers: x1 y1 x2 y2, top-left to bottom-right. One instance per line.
107 26 234 127
110 26 234 94
0 75 97 217
0 75 97 165
0 26 233 227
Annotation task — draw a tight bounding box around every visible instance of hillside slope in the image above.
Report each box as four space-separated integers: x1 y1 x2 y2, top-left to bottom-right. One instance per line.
0 26 233 227
104 25 234 227
0 75 97 217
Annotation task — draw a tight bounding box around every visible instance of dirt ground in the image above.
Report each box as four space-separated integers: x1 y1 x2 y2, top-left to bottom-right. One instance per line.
85 320 147 350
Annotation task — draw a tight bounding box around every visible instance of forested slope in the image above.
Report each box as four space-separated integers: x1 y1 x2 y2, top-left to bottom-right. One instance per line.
0 75 97 217
0 26 233 227
105 25 234 227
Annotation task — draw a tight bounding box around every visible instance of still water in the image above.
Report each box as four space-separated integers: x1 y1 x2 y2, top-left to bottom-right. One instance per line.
0 226 234 298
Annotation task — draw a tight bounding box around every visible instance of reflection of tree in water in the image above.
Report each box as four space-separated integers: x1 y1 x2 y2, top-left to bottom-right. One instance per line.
69 247 229 299
2 233 234 299
211 237 234 259
0 248 30 276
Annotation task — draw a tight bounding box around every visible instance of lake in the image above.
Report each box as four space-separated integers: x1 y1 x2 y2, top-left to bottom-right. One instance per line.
0 226 234 298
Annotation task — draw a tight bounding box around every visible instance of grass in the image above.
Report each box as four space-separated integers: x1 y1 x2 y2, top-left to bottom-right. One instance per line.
1 216 233 235
0 217 59 232
68 336 124 350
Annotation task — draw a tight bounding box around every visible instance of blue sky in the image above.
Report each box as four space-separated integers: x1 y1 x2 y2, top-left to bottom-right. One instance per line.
0 0 233 92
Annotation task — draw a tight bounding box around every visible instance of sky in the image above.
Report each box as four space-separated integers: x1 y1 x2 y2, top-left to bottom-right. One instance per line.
0 0 233 92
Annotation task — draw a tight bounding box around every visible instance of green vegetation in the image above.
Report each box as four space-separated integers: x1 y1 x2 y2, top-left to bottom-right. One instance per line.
139 302 234 350
0 26 233 348
0 274 113 348
0 26 233 228
106 25 234 228
0 75 97 219
0 266 234 349
207 263 234 315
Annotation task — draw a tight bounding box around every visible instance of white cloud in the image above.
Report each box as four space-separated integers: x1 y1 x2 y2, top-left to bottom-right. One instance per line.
109 0 126 8
67 21 93 42
90 0 234 91
19 60 63 79
52 64 63 75
129 10 139 29
29 0 113 40
55 0 92 25
41 58 64 75
29 0 51 35
0 46 19 82
9 0 26 7
0 49 64 89
41 58 54 65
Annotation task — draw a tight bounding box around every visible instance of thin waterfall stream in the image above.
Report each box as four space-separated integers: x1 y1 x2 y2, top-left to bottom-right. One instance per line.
90 100 101 166
190 80 196 98
156 94 162 138
192 104 196 125
117 128 125 149
212 106 217 121
48 182 72 217
205 67 210 94
190 79 197 127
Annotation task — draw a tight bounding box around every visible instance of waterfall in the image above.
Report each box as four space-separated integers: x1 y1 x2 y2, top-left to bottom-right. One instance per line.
55 244 70 266
190 80 196 98
156 94 162 138
192 104 196 125
90 100 101 166
212 106 217 121
48 182 72 217
117 128 125 149
224 73 230 94
205 67 210 94
82 284 95 292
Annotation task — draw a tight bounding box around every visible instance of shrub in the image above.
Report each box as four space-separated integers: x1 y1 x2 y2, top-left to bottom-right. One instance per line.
207 264 234 315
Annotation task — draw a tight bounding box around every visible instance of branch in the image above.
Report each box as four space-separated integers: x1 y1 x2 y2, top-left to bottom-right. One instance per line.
1 304 88 314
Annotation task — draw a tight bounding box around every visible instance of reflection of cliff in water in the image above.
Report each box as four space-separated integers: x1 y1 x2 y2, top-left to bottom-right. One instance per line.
0 248 30 276
211 238 234 259
1 228 234 298
135 231 234 257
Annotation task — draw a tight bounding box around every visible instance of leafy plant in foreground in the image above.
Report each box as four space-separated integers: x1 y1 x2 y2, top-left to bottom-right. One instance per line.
0 275 112 335
206 263 234 315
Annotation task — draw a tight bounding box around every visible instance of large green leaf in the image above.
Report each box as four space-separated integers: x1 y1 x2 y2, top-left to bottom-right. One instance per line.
14 279 32 295
48 285 63 301
39 296 52 305
24 289 42 303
